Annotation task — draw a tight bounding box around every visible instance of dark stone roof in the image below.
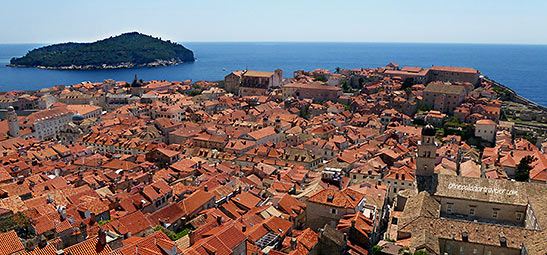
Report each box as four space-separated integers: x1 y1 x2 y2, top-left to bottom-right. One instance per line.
422 124 436 136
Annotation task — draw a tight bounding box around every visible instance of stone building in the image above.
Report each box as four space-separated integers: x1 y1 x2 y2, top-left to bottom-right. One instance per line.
25 106 73 140
416 125 437 178
429 66 480 85
7 106 19 137
422 82 467 114
305 188 365 230
282 82 342 102
224 69 283 96
475 119 497 143
386 128 547 255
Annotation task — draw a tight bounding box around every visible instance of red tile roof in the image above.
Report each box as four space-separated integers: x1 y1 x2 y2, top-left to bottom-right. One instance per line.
307 188 364 209
178 189 215 216
0 230 24 255
63 236 112 255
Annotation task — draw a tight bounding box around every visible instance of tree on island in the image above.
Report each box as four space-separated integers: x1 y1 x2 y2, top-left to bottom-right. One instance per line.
515 155 536 182
9 32 194 69
335 67 341 73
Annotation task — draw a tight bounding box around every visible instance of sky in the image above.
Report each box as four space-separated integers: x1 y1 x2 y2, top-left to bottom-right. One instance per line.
0 0 546 44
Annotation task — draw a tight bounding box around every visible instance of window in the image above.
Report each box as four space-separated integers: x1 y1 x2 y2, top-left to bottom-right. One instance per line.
516 212 523 221
492 209 499 219
469 207 475 216
447 203 453 214
330 208 337 215
460 247 464 254
473 249 478 254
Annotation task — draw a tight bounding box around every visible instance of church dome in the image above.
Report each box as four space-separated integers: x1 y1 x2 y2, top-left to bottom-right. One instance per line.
422 124 436 136
72 114 84 122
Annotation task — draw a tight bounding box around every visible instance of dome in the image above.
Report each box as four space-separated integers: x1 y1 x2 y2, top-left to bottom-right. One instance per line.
72 114 84 122
422 124 436 136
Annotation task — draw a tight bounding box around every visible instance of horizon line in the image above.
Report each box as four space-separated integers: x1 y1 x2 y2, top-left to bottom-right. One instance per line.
1 41 546 46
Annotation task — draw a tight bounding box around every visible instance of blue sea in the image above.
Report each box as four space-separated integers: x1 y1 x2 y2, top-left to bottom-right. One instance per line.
0 42 546 106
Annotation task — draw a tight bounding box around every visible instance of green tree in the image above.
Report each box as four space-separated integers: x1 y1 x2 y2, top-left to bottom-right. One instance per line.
316 76 327 82
342 82 352 93
418 104 431 112
335 67 341 74
371 245 386 255
402 78 413 90
515 155 536 182
10 32 194 68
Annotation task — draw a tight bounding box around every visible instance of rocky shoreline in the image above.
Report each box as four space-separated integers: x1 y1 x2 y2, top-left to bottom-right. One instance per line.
7 58 186 70
484 76 547 112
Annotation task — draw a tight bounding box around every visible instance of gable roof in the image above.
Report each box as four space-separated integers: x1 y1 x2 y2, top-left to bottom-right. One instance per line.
306 188 364 209
178 189 215 216
0 230 24 255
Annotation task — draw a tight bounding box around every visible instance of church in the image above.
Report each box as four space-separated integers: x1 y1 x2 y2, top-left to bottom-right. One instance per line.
383 125 547 255
104 75 158 110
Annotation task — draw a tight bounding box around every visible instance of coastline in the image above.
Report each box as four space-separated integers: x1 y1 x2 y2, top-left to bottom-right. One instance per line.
6 58 193 70
484 76 547 112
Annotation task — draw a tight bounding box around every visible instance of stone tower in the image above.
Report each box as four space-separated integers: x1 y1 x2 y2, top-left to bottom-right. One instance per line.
130 74 144 97
416 124 436 177
7 106 20 137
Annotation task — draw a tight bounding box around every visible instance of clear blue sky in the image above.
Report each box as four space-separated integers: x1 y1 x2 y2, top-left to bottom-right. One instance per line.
1 0 546 44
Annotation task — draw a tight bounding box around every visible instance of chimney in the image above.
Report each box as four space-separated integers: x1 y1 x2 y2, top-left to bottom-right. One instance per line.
98 229 107 246
242 225 247 232
38 235 47 249
290 238 297 250
80 222 88 238
499 236 507 247
216 215 222 225
462 232 468 242
204 185 208 192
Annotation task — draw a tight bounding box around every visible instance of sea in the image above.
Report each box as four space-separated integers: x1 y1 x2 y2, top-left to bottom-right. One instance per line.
0 42 546 106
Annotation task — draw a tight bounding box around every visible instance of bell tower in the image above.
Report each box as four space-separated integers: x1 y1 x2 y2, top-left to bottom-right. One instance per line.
416 125 436 177
130 74 144 97
7 106 20 138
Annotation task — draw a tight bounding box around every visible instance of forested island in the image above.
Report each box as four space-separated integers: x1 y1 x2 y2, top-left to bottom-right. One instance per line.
8 32 195 70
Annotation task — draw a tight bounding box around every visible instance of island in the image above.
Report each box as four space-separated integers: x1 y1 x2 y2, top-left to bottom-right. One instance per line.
8 32 195 70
